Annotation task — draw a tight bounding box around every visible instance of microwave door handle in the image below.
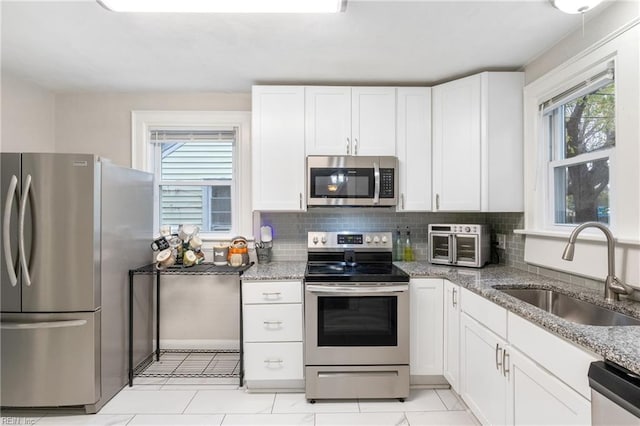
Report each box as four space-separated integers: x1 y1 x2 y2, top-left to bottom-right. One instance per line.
3 175 18 286
373 162 380 205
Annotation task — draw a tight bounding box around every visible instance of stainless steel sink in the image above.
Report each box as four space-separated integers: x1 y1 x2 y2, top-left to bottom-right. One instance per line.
498 288 640 326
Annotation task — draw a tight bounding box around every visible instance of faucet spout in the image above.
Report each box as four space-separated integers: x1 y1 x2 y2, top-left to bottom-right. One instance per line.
562 222 632 302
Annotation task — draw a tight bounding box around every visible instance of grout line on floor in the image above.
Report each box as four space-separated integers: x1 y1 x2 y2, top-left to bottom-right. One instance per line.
181 389 200 414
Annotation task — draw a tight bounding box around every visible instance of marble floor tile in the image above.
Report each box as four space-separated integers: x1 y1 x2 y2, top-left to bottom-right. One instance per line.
36 414 134 425
272 393 359 414
405 410 480 426
316 412 409 426
358 389 446 413
222 413 315 425
99 390 196 414
184 390 275 414
127 414 225 425
435 389 467 411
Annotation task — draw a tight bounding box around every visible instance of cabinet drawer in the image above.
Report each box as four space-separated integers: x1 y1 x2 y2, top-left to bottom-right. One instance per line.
243 304 302 342
242 280 302 304
508 312 599 400
244 342 303 381
460 288 507 339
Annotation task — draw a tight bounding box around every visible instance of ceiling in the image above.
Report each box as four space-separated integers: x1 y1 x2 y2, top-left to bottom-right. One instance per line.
0 0 612 93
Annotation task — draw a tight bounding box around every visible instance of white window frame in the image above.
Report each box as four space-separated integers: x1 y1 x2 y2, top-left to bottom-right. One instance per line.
132 111 252 240
542 71 616 230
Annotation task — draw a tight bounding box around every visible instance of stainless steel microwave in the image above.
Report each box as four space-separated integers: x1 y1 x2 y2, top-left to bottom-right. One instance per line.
307 156 398 207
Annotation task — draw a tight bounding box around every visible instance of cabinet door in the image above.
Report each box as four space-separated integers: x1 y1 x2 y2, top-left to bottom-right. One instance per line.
507 347 591 425
410 278 443 376
351 87 397 156
443 281 460 392
305 86 352 156
432 74 482 211
252 86 305 211
396 88 432 212
460 312 508 426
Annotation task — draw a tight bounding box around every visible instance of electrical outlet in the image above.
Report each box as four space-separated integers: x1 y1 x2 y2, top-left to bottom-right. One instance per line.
496 234 506 250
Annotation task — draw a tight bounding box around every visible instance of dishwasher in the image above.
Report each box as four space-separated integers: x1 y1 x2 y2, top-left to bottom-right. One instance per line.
588 361 640 425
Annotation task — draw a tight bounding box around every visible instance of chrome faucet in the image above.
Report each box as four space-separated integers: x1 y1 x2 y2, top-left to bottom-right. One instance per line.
562 222 633 302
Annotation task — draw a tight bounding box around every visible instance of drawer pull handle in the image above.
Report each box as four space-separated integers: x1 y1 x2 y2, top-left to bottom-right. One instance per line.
264 359 283 364
263 321 283 327
262 292 281 299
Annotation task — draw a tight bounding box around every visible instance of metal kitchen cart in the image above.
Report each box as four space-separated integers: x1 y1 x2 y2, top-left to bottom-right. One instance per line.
128 263 253 387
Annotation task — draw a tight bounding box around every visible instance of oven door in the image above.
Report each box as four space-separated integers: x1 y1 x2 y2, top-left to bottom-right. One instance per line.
304 283 409 366
453 234 480 267
429 232 452 264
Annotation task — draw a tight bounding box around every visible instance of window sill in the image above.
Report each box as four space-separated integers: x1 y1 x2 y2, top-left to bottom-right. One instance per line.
514 229 640 246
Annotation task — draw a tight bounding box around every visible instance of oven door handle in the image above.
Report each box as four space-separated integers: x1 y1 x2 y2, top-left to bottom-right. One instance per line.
306 284 408 294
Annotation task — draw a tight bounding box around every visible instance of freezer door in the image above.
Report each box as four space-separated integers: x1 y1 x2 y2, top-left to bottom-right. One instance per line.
0 311 100 407
21 153 100 312
1 153 22 311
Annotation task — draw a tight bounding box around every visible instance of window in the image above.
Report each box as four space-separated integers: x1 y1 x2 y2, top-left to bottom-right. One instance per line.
543 63 615 226
152 129 235 234
132 111 252 239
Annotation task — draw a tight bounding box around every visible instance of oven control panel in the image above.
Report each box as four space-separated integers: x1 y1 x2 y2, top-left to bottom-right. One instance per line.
308 232 391 250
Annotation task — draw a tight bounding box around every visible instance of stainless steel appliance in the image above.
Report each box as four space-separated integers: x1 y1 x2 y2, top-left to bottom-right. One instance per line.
428 224 490 268
307 156 397 207
589 361 640 424
1 153 153 413
304 231 410 401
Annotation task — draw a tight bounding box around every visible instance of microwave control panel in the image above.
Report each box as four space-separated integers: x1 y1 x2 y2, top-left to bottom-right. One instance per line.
380 169 395 198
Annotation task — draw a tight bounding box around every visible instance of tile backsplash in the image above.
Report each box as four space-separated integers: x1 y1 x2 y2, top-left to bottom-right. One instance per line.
260 209 613 295
259 210 525 266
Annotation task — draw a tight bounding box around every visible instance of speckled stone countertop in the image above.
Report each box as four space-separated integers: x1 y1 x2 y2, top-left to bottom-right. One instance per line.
241 261 307 280
242 260 640 375
397 261 640 376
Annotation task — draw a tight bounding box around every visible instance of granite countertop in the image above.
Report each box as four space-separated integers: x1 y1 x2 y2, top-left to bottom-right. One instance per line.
241 261 307 280
397 261 640 376
243 260 640 375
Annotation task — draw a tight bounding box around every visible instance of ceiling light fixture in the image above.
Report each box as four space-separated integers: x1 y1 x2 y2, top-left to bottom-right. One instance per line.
98 0 347 13
550 0 604 14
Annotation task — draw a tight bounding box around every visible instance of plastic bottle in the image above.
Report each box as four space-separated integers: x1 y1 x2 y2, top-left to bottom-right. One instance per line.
394 226 404 261
403 226 414 261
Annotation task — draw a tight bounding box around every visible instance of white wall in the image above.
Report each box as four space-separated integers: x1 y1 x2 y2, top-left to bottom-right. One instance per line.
1 72 56 152
524 1 640 84
55 92 251 167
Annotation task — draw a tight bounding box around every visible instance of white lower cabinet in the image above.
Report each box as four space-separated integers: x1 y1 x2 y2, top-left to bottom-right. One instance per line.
242 280 304 390
507 347 591 425
460 312 509 426
443 280 460 392
410 278 444 379
458 287 593 425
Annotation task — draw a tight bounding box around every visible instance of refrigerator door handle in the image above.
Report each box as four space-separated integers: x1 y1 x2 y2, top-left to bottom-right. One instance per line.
3 175 18 286
1 319 88 330
19 174 32 286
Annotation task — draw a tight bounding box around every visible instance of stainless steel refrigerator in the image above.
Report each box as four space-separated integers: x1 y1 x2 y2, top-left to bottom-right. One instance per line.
1 153 154 413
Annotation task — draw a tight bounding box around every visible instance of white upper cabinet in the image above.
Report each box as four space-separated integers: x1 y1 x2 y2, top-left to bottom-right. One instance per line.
432 72 524 212
305 86 396 156
396 87 432 211
305 87 352 155
252 86 306 211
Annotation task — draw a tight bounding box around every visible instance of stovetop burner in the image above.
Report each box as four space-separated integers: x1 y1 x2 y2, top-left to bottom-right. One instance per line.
304 262 409 283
